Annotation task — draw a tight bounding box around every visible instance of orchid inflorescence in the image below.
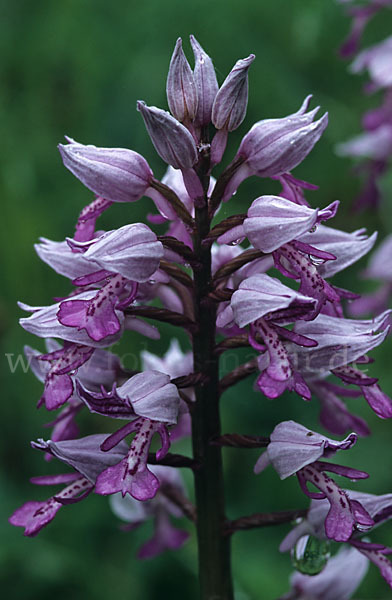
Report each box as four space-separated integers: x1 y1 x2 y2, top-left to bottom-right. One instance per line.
337 0 392 211
10 34 392 598
336 0 392 341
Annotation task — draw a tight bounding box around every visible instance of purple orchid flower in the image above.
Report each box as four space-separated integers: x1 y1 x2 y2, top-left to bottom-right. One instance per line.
94 418 171 501
9 434 129 536
292 311 390 377
56 276 136 342
280 489 392 588
11 32 392 595
20 291 159 410
255 421 372 542
216 273 317 400
67 223 164 282
289 311 392 418
77 370 180 500
77 370 180 423
218 195 340 317
217 195 338 251
45 224 163 342
25 341 83 445
32 224 163 343
363 88 392 130
137 101 198 171
110 465 189 559
217 273 317 329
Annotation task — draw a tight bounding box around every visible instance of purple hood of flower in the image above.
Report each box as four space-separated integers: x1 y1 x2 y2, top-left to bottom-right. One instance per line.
218 195 338 251
35 223 163 284
290 311 390 378
113 370 180 424
32 434 129 483
254 420 357 479
78 370 180 425
217 273 317 328
77 223 163 283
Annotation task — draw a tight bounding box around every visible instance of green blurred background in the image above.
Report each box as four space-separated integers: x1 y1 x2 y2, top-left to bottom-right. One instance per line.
1 0 392 598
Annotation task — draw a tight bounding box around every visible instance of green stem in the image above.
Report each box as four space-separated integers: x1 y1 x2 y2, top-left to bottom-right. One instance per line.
191 198 234 600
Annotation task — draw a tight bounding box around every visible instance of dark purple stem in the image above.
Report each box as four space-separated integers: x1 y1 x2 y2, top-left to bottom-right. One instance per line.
191 159 234 599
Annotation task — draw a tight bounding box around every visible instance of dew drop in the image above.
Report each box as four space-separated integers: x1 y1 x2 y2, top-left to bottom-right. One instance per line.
308 255 325 266
291 535 330 576
229 237 245 246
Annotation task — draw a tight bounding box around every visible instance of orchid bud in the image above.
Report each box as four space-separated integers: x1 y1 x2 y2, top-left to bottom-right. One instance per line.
58 141 153 203
166 38 197 123
212 54 255 132
137 101 198 169
190 35 218 127
220 97 328 201
237 96 328 177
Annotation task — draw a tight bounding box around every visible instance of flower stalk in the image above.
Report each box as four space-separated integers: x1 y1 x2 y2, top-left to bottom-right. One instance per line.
191 162 234 599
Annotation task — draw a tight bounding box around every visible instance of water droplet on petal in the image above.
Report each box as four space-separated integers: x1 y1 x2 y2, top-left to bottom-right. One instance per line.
291 535 330 576
308 255 325 266
229 237 245 246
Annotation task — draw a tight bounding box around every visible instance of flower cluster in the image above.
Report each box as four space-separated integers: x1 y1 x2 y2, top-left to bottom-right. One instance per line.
10 34 392 595
346 233 392 330
337 0 392 210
